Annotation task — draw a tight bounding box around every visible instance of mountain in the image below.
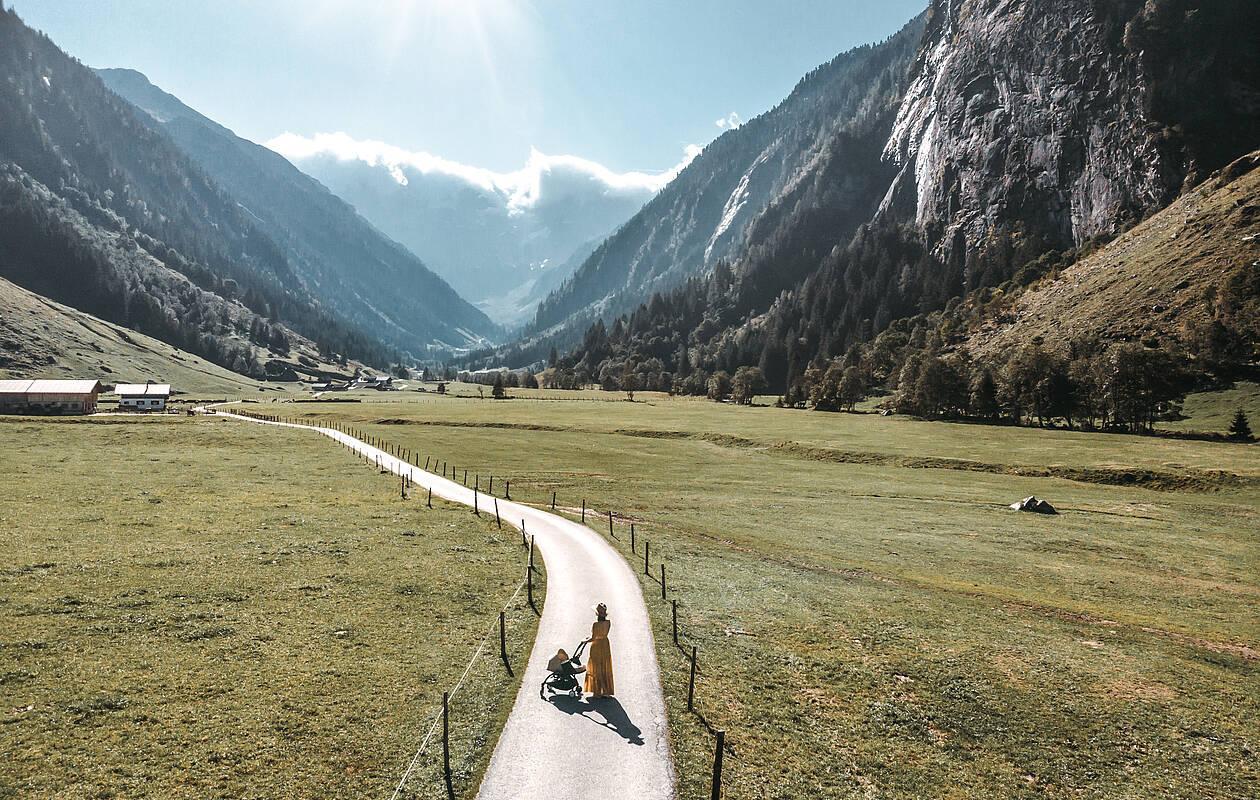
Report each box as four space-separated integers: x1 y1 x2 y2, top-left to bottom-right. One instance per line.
95 68 497 352
0 162 366 385
524 0 1259 391
0 6 412 377
967 151 1260 363
495 11 927 360
0 275 267 395
270 135 689 325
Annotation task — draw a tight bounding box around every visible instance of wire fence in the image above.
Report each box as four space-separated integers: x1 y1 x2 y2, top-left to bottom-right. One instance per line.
388 577 529 800
218 406 728 798
222 407 542 799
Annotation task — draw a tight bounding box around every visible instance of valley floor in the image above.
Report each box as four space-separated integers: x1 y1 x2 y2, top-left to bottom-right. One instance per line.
284 385 1258 799
0 416 538 799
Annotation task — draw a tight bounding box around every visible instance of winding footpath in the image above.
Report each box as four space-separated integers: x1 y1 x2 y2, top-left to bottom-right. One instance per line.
208 410 677 800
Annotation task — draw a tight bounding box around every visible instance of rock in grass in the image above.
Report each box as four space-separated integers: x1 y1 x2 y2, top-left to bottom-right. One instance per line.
1010 496 1057 514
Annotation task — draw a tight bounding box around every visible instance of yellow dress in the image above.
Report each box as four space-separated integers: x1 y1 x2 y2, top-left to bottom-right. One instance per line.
584 618 614 697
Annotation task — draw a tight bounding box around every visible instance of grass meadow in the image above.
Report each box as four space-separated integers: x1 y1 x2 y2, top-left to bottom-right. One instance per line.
0 415 540 799
282 384 1258 799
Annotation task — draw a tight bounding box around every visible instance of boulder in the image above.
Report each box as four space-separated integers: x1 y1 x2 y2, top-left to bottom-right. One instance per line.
263 359 300 381
1010 496 1057 514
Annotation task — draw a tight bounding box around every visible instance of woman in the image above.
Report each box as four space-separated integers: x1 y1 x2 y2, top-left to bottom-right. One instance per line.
584 602 614 698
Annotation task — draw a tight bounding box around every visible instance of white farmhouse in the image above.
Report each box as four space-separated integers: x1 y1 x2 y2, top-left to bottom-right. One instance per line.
115 382 172 412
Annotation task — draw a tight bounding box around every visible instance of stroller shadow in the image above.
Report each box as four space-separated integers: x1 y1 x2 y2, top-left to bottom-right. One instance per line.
548 695 645 746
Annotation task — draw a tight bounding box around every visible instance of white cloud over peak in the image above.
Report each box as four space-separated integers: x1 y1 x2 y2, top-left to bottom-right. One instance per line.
266 131 701 213
715 111 743 131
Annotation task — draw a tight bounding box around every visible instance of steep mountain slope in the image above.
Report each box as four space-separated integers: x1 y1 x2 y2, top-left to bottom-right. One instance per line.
0 6 397 372
0 275 267 395
277 142 667 325
0 165 364 386
878 0 1259 288
543 0 1259 390
528 12 928 339
96 69 498 350
968 151 1260 360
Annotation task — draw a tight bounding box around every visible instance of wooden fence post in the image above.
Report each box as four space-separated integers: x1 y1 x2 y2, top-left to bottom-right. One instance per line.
672 599 678 646
400 475 406 499
425 456 431 470
644 541 650 576
494 499 502 529
499 610 512 676
474 487 479 515
505 480 511 500
442 692 454 800
581 500 586 524
688 645 697 711
427 487 433 509
631 523 636 553
608 510 614 538
528 532 534 569
489 475 493 494
527 561 535 611
711 730 725 800
661 563 667 599
551 491 556 511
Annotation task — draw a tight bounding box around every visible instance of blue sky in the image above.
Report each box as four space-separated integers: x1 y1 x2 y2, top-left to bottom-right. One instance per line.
15 0 926 174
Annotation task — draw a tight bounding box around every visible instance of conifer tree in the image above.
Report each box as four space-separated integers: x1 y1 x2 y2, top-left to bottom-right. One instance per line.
1229 409 1253 441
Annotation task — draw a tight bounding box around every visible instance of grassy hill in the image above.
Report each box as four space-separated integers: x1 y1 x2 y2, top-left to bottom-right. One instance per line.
0 276 264 396
970 151 1260 359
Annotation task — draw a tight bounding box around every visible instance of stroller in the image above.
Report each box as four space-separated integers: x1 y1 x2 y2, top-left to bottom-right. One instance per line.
540 640 588 699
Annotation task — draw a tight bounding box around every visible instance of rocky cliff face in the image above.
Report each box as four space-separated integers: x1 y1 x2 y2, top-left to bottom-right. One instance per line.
546 0 1259 386
881 0 1259 286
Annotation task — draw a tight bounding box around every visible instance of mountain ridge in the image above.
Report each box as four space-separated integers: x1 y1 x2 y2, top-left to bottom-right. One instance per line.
527 0 1259 393
275 138 681 326
526 12 929 343
96 67 499 352
0 5 403 375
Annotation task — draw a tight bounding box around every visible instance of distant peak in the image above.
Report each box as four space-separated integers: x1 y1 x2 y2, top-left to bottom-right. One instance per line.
95 66 199 126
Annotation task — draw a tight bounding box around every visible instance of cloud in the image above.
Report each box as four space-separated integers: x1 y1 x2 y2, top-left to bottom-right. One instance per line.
715 111 743 131
266 132 701 213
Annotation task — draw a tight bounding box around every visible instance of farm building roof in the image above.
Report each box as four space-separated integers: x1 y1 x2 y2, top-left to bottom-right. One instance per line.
0 379 101 395
114 383 171 397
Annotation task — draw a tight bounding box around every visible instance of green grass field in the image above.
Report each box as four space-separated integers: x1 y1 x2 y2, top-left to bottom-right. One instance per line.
1164 381 1260 435
0 416 540 799
282 385 1258 799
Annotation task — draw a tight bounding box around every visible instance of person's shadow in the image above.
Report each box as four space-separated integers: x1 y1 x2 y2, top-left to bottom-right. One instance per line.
548 695 645 746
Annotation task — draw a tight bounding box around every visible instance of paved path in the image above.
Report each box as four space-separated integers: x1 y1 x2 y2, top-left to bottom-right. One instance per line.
210 410 676 800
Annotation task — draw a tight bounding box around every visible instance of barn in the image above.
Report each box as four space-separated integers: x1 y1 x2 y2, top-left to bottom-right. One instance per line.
115 383 172 412
0 379 103 415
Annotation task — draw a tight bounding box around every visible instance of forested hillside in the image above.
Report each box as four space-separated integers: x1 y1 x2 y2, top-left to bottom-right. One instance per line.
518 0 1259 427
0 6 456 377
97 68 498 352
517 12 928 351
0 274 266 394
